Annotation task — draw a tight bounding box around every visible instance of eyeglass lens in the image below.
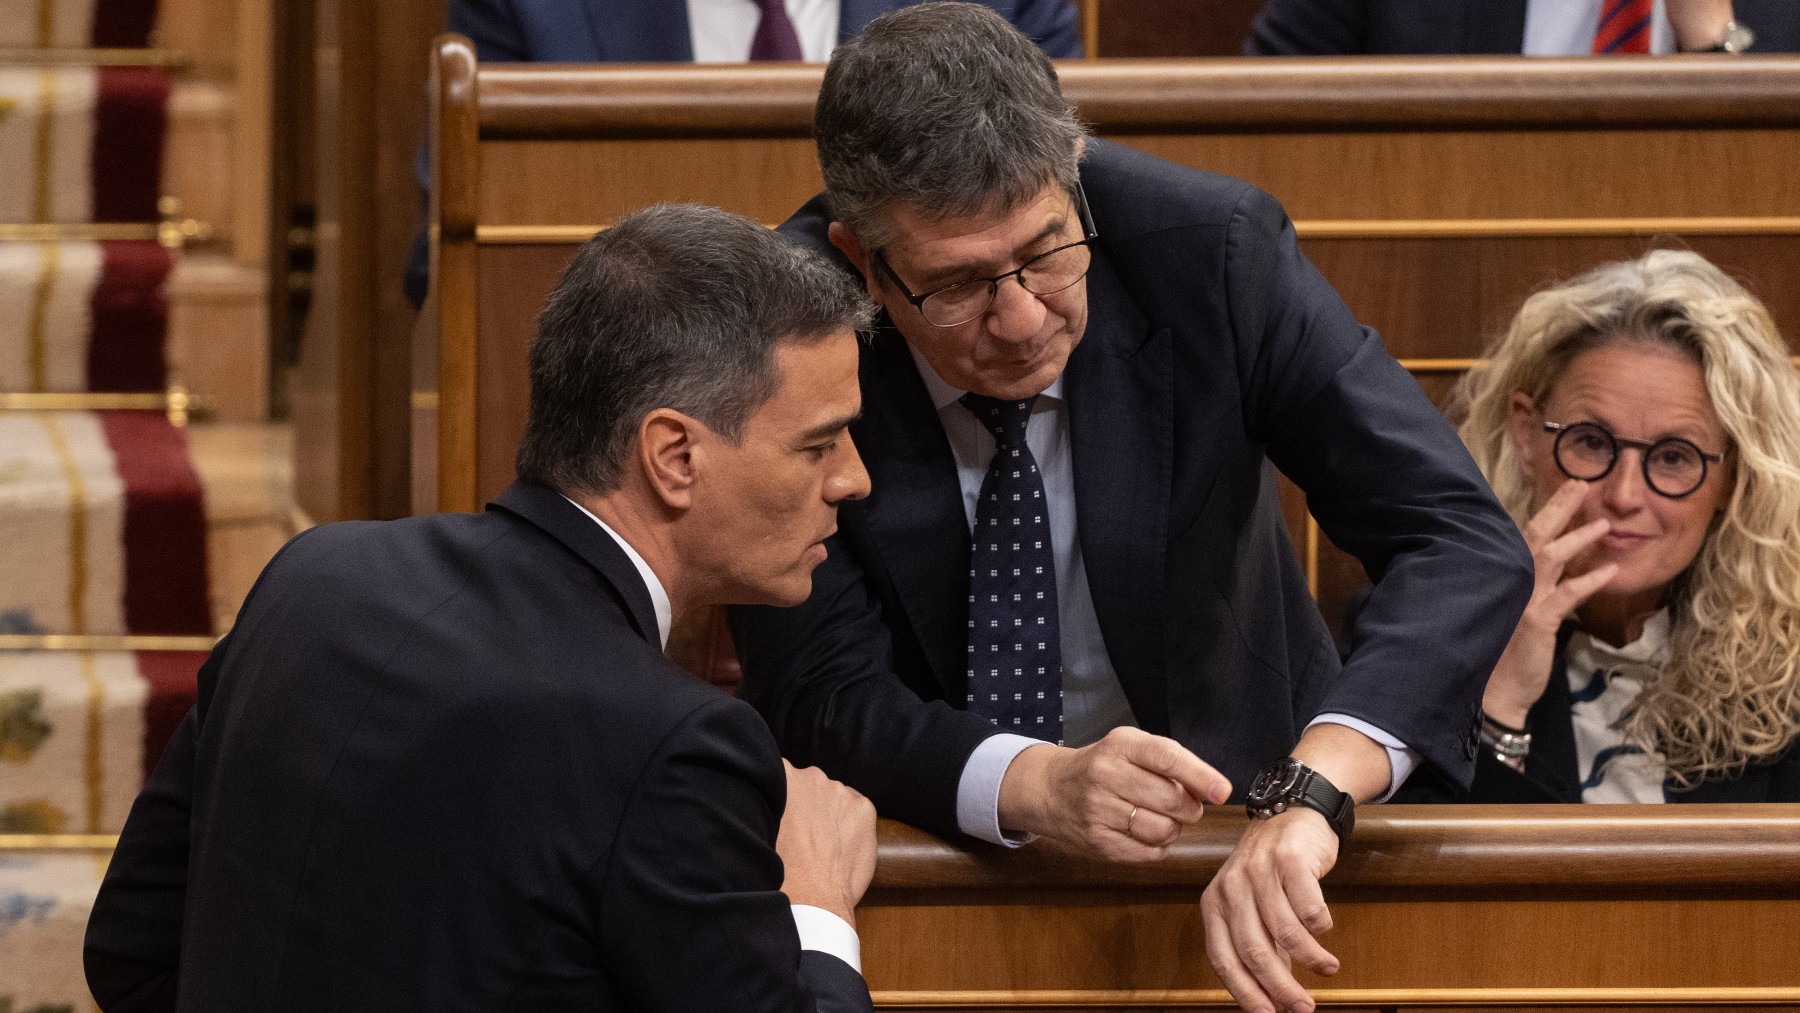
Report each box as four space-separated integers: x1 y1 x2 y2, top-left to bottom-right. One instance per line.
1553 422 1707 497
921 244 1092 327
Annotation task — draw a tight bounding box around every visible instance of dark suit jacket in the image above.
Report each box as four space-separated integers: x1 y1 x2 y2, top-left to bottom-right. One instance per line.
1397 623 1800 803
450 0 1081 62
84 482 871 1013
1246 0 1799 55
728 140 1534 838
403 0 1081 307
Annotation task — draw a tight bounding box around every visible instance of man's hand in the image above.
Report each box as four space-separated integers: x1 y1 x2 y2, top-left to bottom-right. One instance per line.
1668 0 1736 51
1202 723 1388 1013
997 727 1232 862
1200 809 1340 1013
777 760 877 927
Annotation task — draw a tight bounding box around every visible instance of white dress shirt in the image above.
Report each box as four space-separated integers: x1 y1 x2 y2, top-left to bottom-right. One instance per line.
688 0 840 62
1524 0 1678 55
906 350 1417 846
564 496 861 970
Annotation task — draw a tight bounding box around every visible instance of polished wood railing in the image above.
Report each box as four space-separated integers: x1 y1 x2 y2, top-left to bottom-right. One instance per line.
862 806 1800 1010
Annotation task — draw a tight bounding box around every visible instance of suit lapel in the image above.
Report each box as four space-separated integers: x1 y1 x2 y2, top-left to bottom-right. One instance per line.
1066 244 1172 735
584 0 694 60
488 482 662 648
850 325 972 697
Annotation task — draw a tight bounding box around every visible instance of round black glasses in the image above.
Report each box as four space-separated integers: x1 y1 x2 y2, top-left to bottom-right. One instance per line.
1544 421 1725 499
873 185 1100 328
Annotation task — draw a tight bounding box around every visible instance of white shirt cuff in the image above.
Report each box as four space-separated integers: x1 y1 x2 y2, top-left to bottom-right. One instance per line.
1305 714 1419 803
790 904 862 974
955 733 1044 847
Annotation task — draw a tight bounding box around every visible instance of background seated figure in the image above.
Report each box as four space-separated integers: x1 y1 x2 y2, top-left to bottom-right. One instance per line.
1246 0 1796 56
1402 249 1800 804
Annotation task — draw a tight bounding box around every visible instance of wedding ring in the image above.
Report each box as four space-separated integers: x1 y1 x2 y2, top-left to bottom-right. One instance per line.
1125 805 1139 837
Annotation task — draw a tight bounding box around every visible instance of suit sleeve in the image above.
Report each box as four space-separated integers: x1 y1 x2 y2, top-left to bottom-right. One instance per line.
1006 0 1083 58
1244 0 1367 54
83 634 230 1013
445 0 531 61
1222 185 1533 789
596 697 872 1013
728 539 1001 840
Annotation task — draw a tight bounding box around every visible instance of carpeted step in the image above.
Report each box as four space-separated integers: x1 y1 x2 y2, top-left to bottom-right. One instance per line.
0 844 111 1012
0 65 169 225
0 649 202 836
1 239 171 394
0 410 210 639
0 0 161 49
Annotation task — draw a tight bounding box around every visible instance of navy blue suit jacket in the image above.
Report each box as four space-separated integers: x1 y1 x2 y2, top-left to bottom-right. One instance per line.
1247 0 1799 55
84 483 871 1013
728 140 1534 839
404 0 1080 306
451 0 1080 62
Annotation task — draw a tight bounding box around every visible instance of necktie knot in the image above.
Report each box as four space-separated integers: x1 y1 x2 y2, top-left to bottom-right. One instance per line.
961 393 1037 450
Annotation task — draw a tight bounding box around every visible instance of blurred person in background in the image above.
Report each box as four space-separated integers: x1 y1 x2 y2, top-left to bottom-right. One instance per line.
1247 0 1795 56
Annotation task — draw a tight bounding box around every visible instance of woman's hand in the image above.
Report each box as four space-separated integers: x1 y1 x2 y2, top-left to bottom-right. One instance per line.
1482 479 1620 728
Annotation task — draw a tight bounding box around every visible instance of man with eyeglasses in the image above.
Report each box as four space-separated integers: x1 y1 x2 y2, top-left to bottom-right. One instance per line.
728 6 1534 1011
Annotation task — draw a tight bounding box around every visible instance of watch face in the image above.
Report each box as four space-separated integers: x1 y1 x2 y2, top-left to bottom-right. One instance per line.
1247 757 1304 804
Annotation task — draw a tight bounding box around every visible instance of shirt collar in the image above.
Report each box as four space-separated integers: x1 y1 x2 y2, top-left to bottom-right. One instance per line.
1572 607 1672 671
907 341 1065 412
562 496 673 650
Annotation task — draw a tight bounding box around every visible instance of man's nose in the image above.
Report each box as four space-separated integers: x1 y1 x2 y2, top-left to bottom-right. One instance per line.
829 433 872 503
983 276 1047 345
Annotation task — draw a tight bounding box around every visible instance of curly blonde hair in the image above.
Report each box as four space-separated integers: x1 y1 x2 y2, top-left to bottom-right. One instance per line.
1455 249 1800 787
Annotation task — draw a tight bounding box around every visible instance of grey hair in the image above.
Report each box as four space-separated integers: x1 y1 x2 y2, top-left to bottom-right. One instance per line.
515 203 874 495
814 1 1089 249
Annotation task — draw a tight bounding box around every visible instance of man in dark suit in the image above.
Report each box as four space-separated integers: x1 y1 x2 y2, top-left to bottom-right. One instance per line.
85 204 880 1012
726 6 1533 1013
404 0 1081 308
1247 0 1793 55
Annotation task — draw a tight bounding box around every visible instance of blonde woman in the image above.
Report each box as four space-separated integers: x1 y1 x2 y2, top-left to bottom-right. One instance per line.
1408 249 1800 802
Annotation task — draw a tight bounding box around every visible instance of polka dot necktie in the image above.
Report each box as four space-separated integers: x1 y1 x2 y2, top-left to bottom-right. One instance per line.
961 393 1063 744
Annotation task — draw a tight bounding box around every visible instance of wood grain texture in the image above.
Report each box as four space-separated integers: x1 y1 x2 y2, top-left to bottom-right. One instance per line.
472 58 1800 139
860 810 1800 1001
432 34 481 513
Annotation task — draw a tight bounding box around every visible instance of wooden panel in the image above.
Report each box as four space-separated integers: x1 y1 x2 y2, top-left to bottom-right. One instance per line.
471 243 570 504
1099 0 1265 57
295 0 446 522
479 138 823 228
860 808 1800 1006
1124 130 1800 221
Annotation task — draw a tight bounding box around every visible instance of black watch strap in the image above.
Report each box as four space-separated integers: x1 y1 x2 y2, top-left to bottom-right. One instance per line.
1245 757 1355 843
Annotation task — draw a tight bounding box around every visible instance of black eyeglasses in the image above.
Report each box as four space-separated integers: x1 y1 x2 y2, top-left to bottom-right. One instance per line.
1544 421 1726 499
873 185 1099 328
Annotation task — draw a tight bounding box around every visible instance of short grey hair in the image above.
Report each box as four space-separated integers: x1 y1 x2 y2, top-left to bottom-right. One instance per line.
815 2 1088 249
515 203 874 495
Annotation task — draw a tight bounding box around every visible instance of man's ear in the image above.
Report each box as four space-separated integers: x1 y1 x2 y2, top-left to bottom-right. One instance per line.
827 222 879 301
638 408 700 511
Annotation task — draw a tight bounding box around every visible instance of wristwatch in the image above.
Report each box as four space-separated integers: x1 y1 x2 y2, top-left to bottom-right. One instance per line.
1700 20 1755 53
1245 756 1355 843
